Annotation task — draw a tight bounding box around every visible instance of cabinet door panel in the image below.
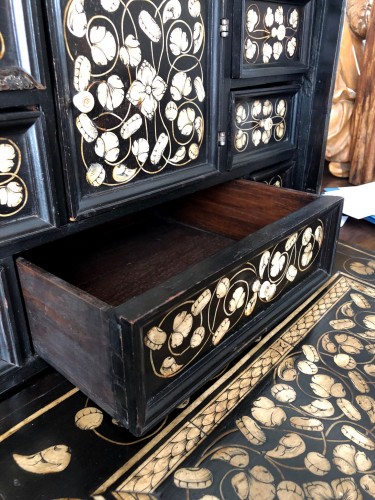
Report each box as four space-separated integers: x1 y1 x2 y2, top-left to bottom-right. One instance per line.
0 111 57 245
47 0 221 219
228 84 300 171
232 0 313 78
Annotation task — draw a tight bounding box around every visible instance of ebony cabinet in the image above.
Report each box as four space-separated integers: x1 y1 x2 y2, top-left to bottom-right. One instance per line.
0 0 345 416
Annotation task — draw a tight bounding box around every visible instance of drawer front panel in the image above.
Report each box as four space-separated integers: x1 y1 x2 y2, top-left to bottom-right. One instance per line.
124 198 342 432
0 0 44 90
49 0 221 218
232 0 313 78
0 112 56 244
248 161 294 187
229 85 299 170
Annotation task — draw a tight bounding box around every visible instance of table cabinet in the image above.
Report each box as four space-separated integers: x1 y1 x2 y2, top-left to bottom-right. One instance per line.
0 0 345 428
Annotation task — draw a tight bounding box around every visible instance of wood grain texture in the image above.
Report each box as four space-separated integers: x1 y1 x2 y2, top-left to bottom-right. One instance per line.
16 258 118 419
168 180 317 240
350 2 375 184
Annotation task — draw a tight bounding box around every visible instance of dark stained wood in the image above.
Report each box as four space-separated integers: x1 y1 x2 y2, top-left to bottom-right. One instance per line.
168 180 317 240
16 258 117 420
26 219 234 307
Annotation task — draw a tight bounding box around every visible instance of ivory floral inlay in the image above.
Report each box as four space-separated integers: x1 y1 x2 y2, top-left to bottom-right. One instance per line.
0 138 28 217
145 220 324 378
243 2 302 65
64 0 207 188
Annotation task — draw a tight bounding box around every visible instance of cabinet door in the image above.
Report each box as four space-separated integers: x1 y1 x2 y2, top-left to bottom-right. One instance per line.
46 0 222 219
217 0 344 192
0 112 57 246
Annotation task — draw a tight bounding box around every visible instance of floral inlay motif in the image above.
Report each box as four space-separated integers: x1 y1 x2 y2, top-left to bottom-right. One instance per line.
234 96 289 153
244 3 301 65
119 276 375 495
0 138 27 218
64 0 206 189
144 220 324 379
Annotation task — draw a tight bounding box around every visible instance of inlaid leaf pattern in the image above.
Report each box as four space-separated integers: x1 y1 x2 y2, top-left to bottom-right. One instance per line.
64 0 207 189
145 220 324 378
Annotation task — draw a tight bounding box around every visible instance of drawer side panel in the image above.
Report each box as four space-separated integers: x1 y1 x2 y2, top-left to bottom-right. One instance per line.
16 258 118 416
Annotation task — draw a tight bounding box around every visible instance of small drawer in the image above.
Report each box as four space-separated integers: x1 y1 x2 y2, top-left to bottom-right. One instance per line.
232 0 313 79
248 161 294 188
17 180 342 435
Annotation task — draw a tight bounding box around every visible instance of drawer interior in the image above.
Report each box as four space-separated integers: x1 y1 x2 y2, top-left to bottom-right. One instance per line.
22 180 316 307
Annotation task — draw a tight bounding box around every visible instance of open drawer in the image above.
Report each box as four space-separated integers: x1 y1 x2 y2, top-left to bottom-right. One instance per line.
16 180 342 435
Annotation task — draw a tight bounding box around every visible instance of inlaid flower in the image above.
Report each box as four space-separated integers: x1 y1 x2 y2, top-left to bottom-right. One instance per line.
188 143 199 160
285 232 298 251
195 116 204 142
265 8 274 27
95 132 119 162
194 77 205 102
73 91 95 113
97 75 124 110
170 72 192 101
0 143 16 173
252 280 261 293
315 225 324 246
86 163 105 187
132 138 149 163
247 8 259 33
119 35 142 67
89 26 116 66
302 243 313 267
259 281 277 302
302 227 313 245
252 100 262 117
262 130 272 144
263 42 273 63
138 11 161 43
270 251 286 278
165 101 178 121
304 478 362 500
273 41 283 59
275 6 284 25
289 9 299 29
177 107 196 136
245 38 257 60
333 444 372 474
277 99 287 117
259 250 271 278
235 130 248 151
261 117 273 132
67 0 87 38
277 25 286 41
236 103 247 124
100 0 120 12
170 27 189 56
229 287 246 312
76 113 98 143
276 122 286 139
188 0 201 18
263 100 273 116
193 22 204 53
163 0 182 23
252 397 286 426
0 182 23 208
252 129 262 146
287 37 297 57
126 60 167 120
73 55 91 92
171 146 186 163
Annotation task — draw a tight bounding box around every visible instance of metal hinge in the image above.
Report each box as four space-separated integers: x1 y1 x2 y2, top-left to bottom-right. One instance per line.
219 18 229 37
218 131 226 146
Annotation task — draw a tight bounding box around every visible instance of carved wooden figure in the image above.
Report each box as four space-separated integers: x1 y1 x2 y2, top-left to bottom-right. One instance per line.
325 0 371 178
350 1 375 184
